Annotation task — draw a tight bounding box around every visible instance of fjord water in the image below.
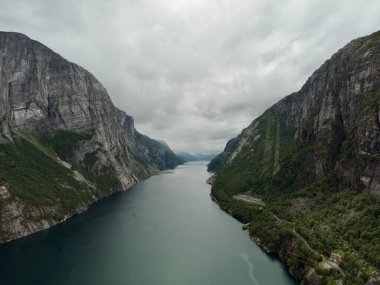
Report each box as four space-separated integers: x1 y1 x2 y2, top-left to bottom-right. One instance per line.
0 162 296 285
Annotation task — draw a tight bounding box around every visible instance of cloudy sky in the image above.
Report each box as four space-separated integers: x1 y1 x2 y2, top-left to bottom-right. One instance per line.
1 0 379 153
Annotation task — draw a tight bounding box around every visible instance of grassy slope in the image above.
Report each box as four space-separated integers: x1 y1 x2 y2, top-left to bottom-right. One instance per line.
0 130 122 238
0 134 91 222
38 130 122 194
211 110 380 284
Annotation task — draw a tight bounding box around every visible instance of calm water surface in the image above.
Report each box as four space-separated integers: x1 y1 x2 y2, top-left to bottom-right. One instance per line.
0 162 296 285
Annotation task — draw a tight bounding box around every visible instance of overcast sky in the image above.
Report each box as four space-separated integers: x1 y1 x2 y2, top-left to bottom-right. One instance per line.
1 0 379 153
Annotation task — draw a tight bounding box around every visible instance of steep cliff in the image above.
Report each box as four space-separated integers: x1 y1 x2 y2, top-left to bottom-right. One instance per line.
116 108 183 170
0 32 180 243
209 31 380 284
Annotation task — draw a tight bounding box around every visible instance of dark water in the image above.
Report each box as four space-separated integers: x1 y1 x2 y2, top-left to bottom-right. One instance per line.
0 162 296 285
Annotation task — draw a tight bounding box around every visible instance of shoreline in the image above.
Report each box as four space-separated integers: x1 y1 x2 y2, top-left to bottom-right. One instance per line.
209 193 271 254
209 192 299 284
0 172 157 245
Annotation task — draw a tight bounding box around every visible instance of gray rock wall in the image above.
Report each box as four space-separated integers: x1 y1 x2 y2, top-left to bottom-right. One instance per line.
116 108 182 170
0 31 181 242
209 30 380 194
0 32 150 189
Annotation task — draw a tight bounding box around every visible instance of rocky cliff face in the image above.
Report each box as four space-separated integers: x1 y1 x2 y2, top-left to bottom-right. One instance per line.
209 30 380 195
116 108 182 170
0 32 150 185
0 32 181 243
209 31 380 284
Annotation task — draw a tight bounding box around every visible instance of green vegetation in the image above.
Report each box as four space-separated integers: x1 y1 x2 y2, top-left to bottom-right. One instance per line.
79 151 121 194
39 129 94 160
74 164 121 194
211 111 380 284
0 136 91 220
0 129 121 227
37 129 121 194
84 151 98 167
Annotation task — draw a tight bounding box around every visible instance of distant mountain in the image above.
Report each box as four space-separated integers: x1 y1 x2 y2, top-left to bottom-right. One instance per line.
208 31 380 284
117 109 183 169
176 151 216 162
0 32 181 243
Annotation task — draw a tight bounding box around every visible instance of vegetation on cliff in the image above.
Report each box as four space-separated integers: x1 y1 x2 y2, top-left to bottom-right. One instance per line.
0 32 182 243
209 30 380 284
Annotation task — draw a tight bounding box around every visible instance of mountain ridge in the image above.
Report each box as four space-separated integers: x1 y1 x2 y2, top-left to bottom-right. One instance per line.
208 30 380 284
0 31 181 243
176 151 216 162
116 108 183 169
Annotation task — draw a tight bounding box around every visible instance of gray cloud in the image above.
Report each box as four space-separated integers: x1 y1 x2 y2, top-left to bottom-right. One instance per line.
1 0 379 153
